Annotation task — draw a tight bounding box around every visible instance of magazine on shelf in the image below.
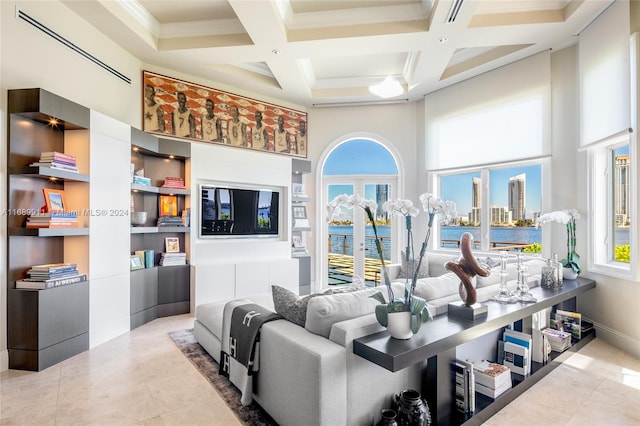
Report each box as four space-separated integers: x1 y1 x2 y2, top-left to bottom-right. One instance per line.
551 309 582 339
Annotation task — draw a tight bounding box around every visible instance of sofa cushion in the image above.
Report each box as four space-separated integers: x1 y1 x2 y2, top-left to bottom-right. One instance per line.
411 272 473 301
398 250 430 279
305 288 383 338
271 285 332 327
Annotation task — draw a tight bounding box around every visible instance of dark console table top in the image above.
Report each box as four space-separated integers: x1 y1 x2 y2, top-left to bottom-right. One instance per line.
353 277 596 372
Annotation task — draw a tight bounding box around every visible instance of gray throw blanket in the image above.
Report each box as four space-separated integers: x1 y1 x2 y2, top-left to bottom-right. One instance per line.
219 300 281 405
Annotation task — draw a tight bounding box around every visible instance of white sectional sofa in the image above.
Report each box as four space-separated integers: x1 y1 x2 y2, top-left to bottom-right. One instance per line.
193 252 546 426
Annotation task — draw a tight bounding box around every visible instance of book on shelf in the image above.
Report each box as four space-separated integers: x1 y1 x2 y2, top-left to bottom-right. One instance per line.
27 269 79 279
541 328 572 352
135 249 155 268
551 309 582 339
29 211 78 219
157 216 184 226
133 175 152 186
160 252 187 266
531 329 551 364
181 209 190 227
16 274 87 289
475 380 513 399
452 360 475 415
503 341 530 376
161 177 186 189
472 360 512 399
502 328 532 375
30 161 79 172
29 262 77 272
39 151 76 162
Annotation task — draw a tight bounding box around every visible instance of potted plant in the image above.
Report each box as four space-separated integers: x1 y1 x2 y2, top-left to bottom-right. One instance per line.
536 209 581 278
327 193 456 339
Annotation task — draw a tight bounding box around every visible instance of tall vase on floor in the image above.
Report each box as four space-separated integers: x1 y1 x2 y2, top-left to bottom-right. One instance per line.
393 389 431 426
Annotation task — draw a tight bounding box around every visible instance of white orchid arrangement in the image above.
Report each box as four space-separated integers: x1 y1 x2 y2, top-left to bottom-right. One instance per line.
536 209 581 274
327 193 456 334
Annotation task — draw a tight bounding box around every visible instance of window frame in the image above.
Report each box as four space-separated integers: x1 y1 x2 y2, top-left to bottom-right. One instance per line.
587 135 638 281
430 158 548 256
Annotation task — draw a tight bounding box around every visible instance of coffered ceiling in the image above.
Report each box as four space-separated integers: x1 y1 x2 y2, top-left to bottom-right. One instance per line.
64 0 614 108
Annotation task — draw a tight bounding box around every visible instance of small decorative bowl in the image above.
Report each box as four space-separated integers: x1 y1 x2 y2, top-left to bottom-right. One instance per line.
131 211 147 226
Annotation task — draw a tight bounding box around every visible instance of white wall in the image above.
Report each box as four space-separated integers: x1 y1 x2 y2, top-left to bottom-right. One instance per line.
305 102 420 290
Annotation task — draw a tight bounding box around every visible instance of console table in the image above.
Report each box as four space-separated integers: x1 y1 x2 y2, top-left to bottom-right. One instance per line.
353 277 596 425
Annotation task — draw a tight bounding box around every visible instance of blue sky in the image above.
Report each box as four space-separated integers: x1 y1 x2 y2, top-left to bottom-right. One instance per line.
325 139 543 220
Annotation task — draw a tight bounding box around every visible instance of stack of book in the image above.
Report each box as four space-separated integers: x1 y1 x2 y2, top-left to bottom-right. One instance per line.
30 151 78 172
472 360 512 399
157 216 184 227
542 328 573 352
159 252 187 266
16 263 87 289
26 211 79 228
452 359 475 416
161 177 186 189
133 175 151 186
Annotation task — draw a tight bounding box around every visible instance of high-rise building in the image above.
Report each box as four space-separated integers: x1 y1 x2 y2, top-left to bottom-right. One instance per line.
490 206 513 225
472 177 482 209
614 154 630 225
376 184 389 219
508 173 526 221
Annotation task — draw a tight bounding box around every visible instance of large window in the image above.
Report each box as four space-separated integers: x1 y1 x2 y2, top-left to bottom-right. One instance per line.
589 137 635 279
437 162 543 253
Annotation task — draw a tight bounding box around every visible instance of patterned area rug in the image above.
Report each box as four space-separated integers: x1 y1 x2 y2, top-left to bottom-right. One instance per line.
168 329 279 426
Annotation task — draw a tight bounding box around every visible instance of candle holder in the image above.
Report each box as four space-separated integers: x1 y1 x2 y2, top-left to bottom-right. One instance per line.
490 251 516 304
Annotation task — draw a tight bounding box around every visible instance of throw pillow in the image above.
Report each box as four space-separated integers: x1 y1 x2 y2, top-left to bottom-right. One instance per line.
398 250 429 279
305 288 382 338
271 285 332 328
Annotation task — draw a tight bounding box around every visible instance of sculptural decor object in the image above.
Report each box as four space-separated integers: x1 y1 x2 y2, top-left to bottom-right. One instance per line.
445 232 491 306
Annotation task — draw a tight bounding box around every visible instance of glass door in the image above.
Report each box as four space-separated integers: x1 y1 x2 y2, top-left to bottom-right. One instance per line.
325 179 394 287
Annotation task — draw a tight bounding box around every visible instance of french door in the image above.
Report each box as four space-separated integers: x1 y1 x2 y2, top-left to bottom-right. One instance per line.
324 177 397 287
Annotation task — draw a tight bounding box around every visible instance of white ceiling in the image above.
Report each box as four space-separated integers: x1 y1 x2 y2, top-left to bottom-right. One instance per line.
63 0 614 108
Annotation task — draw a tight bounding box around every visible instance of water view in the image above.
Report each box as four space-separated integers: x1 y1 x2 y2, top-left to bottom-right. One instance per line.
328 225 630 258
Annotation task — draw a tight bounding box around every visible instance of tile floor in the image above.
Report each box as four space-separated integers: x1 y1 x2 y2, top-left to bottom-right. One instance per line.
1 314 638 425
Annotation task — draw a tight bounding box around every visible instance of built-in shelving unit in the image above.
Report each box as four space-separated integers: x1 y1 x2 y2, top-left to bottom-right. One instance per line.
291 158 312 295
129 128 191 329
6 88 91 371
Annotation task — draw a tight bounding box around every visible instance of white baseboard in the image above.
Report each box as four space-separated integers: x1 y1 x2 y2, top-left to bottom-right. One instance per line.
588 318 640 358
0 349 8 372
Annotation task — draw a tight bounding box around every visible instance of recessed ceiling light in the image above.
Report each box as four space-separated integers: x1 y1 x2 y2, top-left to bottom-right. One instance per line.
439 37 448 43
369 76 404 99
272 49 280 55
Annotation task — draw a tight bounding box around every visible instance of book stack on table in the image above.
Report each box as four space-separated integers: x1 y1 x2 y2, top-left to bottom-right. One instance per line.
30 151 78 172
472 360 512 399
16 263 87 289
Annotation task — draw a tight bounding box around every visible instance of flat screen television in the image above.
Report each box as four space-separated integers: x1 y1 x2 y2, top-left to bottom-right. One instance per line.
199 183 281 238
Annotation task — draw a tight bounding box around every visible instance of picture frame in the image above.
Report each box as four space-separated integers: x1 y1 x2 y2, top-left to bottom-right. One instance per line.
143 70 308 158
42 188 67 212
292 183 305 197
130 254 145 271
165 237 180 253
159 195 178 216
292 205 307 219
292 235 304 248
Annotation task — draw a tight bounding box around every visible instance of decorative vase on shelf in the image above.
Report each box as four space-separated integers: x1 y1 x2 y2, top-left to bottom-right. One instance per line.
387 311 413 340
376 409 399 426
393 389 431 426
563 267 579 280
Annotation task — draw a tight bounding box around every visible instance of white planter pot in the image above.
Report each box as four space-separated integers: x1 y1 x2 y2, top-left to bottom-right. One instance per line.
387 311 413 340
563 267 579 280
